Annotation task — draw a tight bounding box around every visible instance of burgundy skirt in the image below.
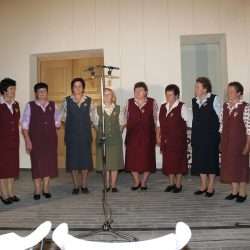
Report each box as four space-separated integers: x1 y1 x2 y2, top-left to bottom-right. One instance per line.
220 152 249 183
162 150 188 175
0 147 19 178
125 146 156 172
30 145 58 179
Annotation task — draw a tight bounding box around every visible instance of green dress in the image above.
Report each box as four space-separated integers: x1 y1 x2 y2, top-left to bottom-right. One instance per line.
96 105 124 171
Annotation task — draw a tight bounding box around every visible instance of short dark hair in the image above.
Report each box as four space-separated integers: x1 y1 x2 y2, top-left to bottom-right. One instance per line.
165 84 180 97
0 78 16 94
134 81 148 92
71 77 85 93
196 77 212 93
34 82 48 93
228 81 244 95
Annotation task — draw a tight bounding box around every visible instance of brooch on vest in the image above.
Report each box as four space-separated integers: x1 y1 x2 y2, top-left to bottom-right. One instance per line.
49 106 52 111
233 112 238 117
113 112 116 116
83 102 88 107
141 108 145 114
170 112 174 117
15 108 19 113
202 102 207 107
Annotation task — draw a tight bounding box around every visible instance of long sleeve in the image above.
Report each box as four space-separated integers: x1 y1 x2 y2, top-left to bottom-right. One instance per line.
54 103 61 127
60 99 67 122
181 104 193 128
21 103 31 130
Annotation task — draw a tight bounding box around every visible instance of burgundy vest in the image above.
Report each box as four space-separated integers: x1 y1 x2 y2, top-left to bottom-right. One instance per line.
159 102 187 152
125 97 156 147
29 101 57 148
221 102 247 153
0 101 20 148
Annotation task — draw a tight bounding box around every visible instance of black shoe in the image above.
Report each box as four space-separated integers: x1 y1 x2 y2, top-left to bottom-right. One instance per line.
42 191 51 198
164 185 175 192
72 188 79 195
236 195 247 203
9 195 20 202
194 189 207 195
112 188 118 193
173 185 182 193
1 197 13 205
141 186 148 191
102 187 110 193
33 194 41 200
131 183 141 191
206 190 215 197
81 187 89 194
225 193 239 200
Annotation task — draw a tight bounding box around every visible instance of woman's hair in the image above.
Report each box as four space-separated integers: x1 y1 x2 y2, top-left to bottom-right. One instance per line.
134 81 148 92
104 88 116 104
34 82 48 93
196 77 212 93
165 84 180 97
0 78 16 94
228 81 244 95
71 77 85 93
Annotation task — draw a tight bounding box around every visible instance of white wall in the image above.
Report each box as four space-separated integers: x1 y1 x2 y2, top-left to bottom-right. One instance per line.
0 0 250 169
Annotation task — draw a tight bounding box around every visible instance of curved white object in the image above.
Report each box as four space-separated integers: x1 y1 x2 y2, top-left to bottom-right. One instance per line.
0 221 52 250
52 222 191 250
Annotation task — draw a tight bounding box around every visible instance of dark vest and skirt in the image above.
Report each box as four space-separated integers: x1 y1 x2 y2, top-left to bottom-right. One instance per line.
125 98 156 173
191 94 220 175
95 105 124 171
64 96 93 171
0 102 20 178
220 102 249 183
29 101 58 179
159 102 188 175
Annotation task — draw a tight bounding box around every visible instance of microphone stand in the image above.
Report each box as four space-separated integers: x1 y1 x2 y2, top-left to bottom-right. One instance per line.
77 65 137 241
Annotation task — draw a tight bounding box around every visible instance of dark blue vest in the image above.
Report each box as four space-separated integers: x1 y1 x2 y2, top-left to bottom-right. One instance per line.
64 96 92 144
191 94 220 145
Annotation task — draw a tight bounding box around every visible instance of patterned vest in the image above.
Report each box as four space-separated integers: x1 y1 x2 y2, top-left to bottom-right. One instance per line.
96 105 122 145
29 101 57 147
191 94 220 145
221 102 247 153
159 102 187 152
125 97 156 147
0 101 20 148
64 96 92 144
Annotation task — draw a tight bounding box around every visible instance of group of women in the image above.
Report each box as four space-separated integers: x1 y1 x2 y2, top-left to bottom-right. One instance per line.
0 76 249 205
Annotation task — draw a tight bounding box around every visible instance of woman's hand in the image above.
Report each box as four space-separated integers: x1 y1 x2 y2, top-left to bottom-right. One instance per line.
242 144 250 155
243 135 250 155
25 139 32 152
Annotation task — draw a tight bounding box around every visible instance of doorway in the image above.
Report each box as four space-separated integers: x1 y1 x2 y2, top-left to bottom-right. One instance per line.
180 34 228 107
34 49 104 168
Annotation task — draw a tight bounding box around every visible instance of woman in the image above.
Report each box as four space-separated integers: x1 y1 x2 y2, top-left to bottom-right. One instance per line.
158 84 192 193
0 78 20 205
191 77 221 197
94 88 124 192
220 82 250 203
124 82 159 190
22 82 61 200
61 77 95 195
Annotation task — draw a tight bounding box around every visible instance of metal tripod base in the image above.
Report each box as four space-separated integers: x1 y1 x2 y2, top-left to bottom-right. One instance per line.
77 222 137 241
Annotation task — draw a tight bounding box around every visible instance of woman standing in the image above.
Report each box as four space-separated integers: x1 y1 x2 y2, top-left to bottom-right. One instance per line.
61 77 95 195
94 88 124 192
22 83 61 200
124 82 159 190
158 84 192 193
191 77 221 197
220 82 250 203
0 78 20 204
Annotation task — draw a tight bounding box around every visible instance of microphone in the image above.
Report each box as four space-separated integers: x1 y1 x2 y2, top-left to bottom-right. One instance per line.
105 66 120 70
84 66 95 72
